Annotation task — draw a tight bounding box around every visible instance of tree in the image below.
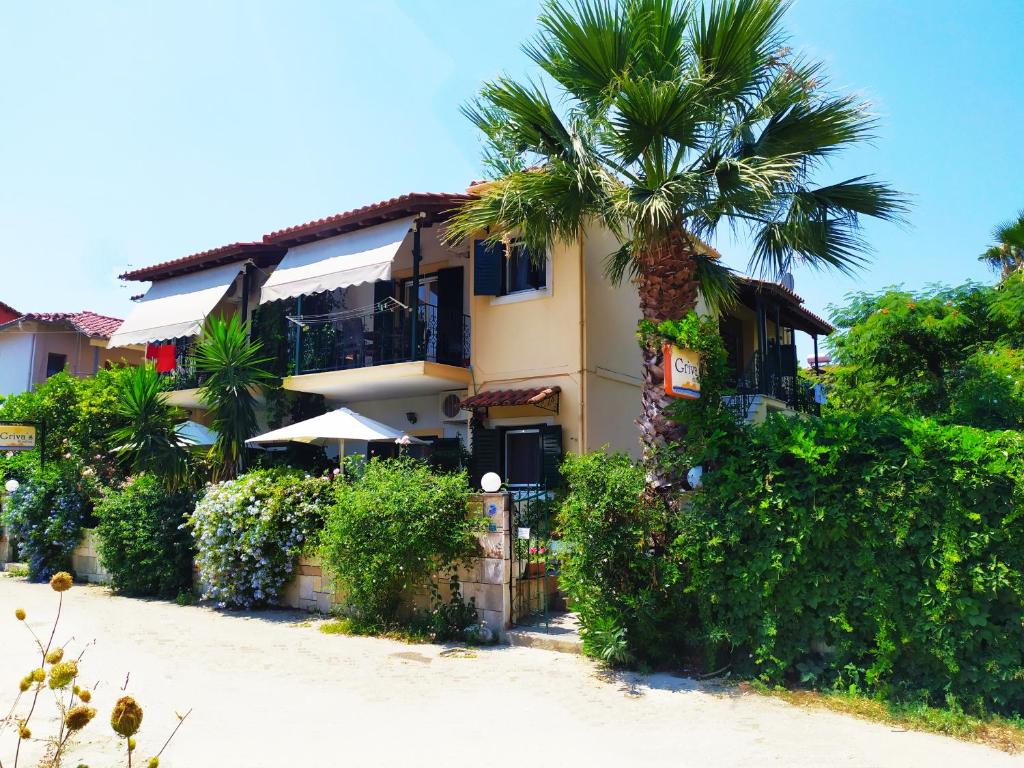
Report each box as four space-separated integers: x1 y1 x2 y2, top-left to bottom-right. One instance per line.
447 0 905 489
979 211 1024 280
195 314 274 480
110 363 189 486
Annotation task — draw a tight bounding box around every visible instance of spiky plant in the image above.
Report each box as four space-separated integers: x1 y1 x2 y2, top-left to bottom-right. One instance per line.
446 0 907 489
110 363 188 487
195 314 274 480
979 212 1024 280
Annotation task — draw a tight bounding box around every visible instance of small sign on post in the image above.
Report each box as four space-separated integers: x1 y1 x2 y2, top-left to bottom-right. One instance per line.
0 423 38 451
663 344 701 400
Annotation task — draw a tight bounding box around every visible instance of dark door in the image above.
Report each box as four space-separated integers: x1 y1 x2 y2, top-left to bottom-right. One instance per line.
435 267 464 366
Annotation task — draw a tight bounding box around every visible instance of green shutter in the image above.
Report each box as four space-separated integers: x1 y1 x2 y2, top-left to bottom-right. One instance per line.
540 424 563 488
473 240 503 296
470 423 501 487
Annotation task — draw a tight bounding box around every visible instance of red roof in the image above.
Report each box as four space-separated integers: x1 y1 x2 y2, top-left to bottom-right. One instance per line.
263 192 471 246
119 192 471 283
119 241 285 283
460 386 561 410
1 311 124 339
0 301 19 321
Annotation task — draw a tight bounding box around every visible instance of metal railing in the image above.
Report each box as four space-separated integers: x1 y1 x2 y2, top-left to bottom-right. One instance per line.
725 349 819 419
509 485 559 630
159 340 207 390
290 302 470 376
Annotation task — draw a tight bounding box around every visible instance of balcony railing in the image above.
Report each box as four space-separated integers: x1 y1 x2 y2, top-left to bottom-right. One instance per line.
290 301 470 376
725 348 819 419
158 340 208 391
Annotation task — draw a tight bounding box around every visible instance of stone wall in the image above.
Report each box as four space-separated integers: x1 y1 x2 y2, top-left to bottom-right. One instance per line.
70 529 110 585
276 493 514 638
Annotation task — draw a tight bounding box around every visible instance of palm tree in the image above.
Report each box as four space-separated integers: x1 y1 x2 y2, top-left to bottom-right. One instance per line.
111 363 189 487
195 314 274 480
979 212 1024 280
447 0 906 485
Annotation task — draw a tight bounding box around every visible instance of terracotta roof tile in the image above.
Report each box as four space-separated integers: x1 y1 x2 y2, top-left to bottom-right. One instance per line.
2 311 124 339
460 386 561 410
119 242 284 283
263 191 471 245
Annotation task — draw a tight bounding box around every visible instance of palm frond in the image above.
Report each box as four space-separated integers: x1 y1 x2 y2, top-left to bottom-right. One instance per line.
694 252 738 312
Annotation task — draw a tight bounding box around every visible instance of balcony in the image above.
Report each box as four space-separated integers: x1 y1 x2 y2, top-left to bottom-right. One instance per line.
724 348 820 421
156 340 208 409
282 301 473 401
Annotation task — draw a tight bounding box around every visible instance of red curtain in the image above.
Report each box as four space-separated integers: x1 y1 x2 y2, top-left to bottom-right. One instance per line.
146 343 177 374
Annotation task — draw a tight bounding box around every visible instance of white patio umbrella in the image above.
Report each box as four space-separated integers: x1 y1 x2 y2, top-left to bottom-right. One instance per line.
245 407 426 457
175 420 219 448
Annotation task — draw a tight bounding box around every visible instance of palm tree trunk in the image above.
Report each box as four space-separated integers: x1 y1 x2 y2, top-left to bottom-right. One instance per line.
634 229 701 489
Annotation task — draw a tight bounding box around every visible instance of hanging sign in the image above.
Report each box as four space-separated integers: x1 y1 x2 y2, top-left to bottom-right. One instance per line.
663 344 701 400
0 423 38 451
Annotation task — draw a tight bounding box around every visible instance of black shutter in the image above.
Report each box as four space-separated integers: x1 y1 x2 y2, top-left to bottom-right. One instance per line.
540 424 563 489
373 279 396 364
470 423 501 488
473 240 503 296
435 266 464 365
429 437 462 472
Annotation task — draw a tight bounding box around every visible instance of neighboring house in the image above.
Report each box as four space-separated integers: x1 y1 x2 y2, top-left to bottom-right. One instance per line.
0 301 20 325
0 311 143 396
110 186 832 486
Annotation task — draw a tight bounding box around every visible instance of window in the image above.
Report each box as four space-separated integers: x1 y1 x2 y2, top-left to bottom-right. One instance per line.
503 242 547 295
45 353 67 378
504 428 542 487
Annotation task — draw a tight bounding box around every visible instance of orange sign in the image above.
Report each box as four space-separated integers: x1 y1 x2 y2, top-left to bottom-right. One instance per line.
0 424 37 451
663 344 701 400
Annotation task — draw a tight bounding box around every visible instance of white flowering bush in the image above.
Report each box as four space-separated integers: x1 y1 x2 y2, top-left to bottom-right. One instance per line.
187 469 332 608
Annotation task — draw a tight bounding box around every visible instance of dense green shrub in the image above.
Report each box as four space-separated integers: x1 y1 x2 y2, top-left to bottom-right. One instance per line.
558 451 687 666
94 475 196 597
187 469 332 608
320 457 475 625
2 463 94 581
680 412 1024 714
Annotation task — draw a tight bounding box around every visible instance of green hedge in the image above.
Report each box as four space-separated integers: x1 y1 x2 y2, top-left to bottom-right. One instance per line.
94 475 196 598
321 457 475 626
680 412 1024 714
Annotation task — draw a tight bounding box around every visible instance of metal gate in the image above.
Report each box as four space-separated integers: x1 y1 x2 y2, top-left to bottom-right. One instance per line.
509 485 559 629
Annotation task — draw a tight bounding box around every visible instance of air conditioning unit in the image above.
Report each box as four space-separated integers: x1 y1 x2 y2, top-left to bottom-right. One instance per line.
438 391 468 422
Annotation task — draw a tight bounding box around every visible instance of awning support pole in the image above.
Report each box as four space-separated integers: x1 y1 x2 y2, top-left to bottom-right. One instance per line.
813 333 820 376
410 219 422 360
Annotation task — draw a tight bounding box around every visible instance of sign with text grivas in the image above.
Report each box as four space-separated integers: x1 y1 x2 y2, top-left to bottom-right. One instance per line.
663 344 701 400
0 423 38 451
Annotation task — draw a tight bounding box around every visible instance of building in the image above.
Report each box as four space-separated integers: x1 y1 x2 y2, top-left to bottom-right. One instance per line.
0 301 19 325
0 311 143 396
109 186 832 485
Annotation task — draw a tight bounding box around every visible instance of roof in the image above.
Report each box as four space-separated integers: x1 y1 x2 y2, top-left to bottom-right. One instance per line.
119 242 286 283
734 276 834 335
460 386 561 410
263 192 471 247
0 311 124 339
120 192 471 283
0 300 19 317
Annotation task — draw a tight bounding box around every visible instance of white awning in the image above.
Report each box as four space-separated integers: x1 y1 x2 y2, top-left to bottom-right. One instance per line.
108 261 245 348
259 217 414 304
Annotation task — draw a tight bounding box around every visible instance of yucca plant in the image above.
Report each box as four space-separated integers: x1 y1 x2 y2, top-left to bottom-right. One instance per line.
979 211 1024 280
194 315 274 480
447 0 906 489
110 363 188 487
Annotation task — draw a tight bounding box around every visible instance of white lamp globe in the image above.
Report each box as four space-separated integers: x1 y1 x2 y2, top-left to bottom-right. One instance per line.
5 479 20 494
480 472 502 493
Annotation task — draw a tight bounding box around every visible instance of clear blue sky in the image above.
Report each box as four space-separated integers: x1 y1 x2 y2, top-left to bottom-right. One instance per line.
2 0 1021 360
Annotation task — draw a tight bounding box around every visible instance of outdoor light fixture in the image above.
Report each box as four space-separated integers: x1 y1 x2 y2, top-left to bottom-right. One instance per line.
480 472 502 493
405 412 418 424
686 466 703 490
4 479 19 494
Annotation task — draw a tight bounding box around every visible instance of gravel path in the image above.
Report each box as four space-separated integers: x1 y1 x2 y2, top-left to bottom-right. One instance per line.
0 577 1019 768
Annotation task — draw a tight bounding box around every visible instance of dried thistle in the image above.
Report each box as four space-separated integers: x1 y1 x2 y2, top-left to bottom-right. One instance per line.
111 695 144 737
45 647 65 664
49 571 73 592
48 660 79 689
65 704 96 731
14 607 26 620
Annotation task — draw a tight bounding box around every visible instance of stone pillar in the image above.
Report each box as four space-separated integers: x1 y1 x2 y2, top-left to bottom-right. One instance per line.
461 492 512 637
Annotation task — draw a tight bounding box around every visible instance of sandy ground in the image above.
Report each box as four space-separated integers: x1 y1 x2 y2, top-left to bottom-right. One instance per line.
0 577 1020 768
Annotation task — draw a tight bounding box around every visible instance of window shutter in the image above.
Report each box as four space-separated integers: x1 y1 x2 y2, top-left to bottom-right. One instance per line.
473 240 503 296
429 437 462 472
373 279 396 363
540 424 563 488
435 267 464 365
470 423 500 487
